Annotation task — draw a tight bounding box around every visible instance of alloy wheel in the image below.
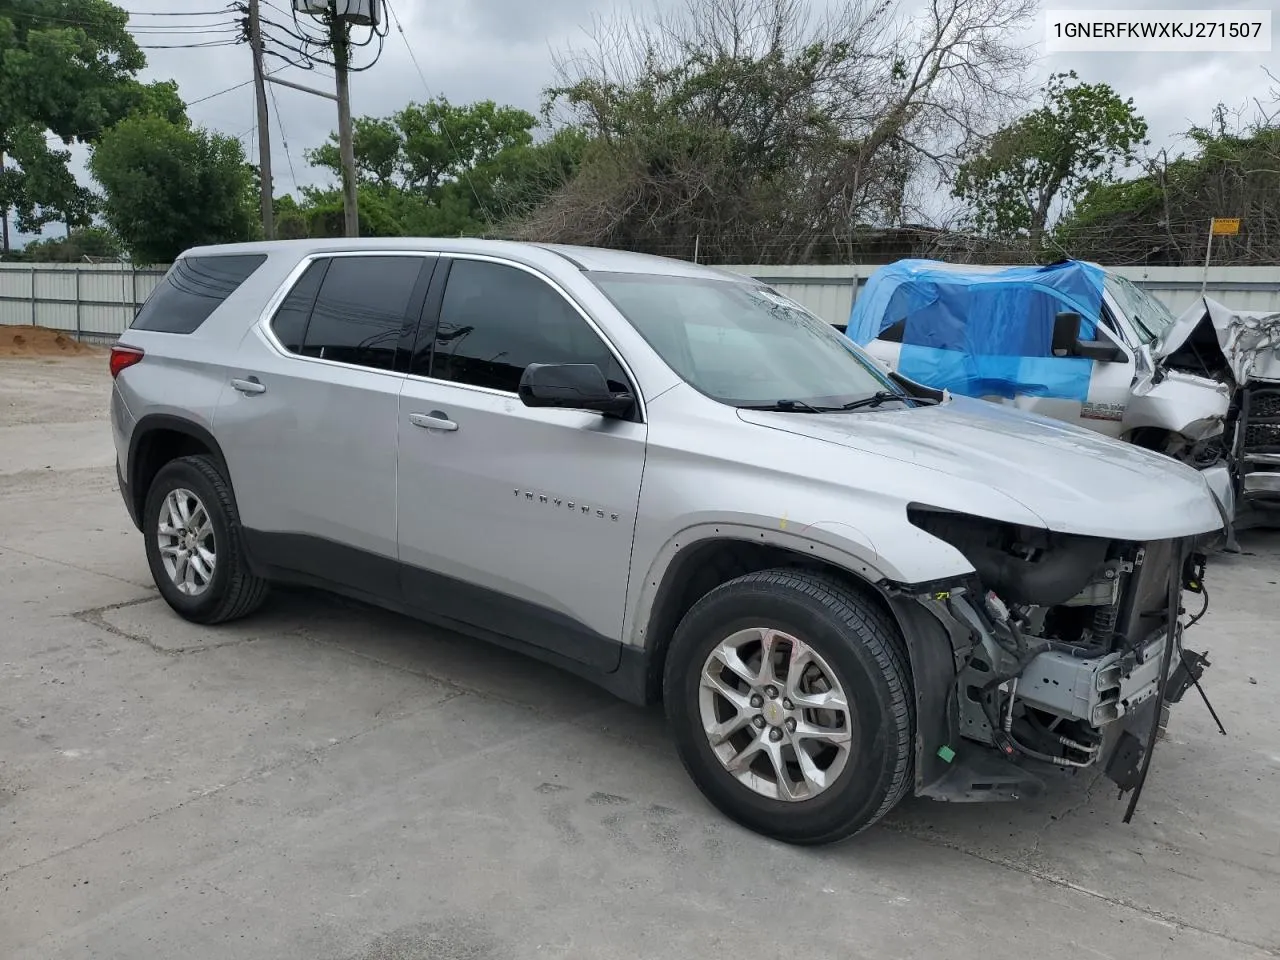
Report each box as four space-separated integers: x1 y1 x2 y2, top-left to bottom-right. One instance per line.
698 627 854 802
156 487 217 597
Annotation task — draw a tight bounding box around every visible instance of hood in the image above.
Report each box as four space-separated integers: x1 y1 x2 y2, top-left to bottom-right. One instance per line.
1154 296 1280 385
738 396 1223 541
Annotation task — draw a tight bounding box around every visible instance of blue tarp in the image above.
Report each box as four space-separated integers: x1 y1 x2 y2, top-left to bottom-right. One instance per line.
845 259 1106 401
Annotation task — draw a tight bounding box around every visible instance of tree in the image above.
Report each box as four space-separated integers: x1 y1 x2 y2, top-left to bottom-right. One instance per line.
953 71 1149 245
0 0 146 251
1 124 98 235
303 97 578 237
117 79 188 126
89 115 256 264
511 0 1039 263
482 127 591 224
308 98 539 198
308 116 404 189
15 226 121 262
1054 94 1280 266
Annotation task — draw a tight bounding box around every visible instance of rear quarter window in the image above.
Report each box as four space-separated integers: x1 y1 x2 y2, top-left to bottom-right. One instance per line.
131 254 268 334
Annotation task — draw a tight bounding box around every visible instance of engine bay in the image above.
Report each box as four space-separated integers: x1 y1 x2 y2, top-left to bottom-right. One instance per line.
906 508 1212 804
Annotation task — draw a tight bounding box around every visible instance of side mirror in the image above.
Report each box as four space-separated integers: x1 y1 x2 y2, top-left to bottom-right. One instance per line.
1052 311 1126 363
1051 311 1082 356
518 363 635 417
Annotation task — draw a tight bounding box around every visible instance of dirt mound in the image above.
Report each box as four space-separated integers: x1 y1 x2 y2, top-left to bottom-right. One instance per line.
0 326 103 358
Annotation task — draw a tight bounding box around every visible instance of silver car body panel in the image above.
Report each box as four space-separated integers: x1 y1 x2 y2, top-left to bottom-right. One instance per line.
216 321 405 557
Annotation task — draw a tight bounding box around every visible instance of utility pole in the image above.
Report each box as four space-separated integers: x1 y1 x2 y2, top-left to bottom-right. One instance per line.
331 13 359 238
248 0 274 240
265 0 371 238
1 149 9 256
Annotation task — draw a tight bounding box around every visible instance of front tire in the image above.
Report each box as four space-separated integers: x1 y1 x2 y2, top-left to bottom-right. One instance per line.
143 455 268 625
663 568 913 845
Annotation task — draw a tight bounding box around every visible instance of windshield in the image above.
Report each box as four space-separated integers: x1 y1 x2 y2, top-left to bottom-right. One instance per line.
1104 273 1178 344
587 272 901 408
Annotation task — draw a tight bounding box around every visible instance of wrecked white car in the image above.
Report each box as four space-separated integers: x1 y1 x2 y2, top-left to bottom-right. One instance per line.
845 259 1237 520
1154 296 1280 528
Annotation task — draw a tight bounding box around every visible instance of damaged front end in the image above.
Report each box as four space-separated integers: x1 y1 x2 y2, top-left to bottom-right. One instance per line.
1154 297 1280 528
890 507 1215 817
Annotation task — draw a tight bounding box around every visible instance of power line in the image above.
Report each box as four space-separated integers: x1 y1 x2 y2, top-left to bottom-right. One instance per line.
186 67 285 107
137 40 241 49
248 0 389 73
187 77 255 106
4 10 235 31
384 0 430 93
129 27 240 36
268 81 300 189
383 0 489 222
123 7 234 14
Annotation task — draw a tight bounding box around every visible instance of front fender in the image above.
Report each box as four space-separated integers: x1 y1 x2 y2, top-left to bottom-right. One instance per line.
622 518 978 650
1123 369 1230 441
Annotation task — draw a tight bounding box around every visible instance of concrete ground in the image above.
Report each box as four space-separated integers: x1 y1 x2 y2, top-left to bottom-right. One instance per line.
2 354 1277 960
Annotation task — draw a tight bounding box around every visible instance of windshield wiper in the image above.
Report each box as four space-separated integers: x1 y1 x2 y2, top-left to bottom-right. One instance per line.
832 391 916 411
742 391 936 414
739 399 828 413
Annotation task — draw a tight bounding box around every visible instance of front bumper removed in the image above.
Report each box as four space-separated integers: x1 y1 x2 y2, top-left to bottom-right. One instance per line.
901 544 1216 818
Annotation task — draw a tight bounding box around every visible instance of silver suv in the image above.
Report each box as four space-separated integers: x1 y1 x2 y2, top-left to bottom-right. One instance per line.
109 239 1225 844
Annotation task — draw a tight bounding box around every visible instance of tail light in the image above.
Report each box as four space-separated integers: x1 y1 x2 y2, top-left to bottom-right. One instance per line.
109 344 145 378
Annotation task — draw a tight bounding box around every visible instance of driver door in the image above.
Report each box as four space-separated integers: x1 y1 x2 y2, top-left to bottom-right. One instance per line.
1013 303 1136 438
1072 320 1136 437
394 255 647 670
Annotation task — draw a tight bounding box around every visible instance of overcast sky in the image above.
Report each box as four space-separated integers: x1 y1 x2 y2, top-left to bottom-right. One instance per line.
12 0 1278 244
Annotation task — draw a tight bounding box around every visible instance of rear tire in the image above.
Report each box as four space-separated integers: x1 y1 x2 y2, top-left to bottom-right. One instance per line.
663 568 913 845
143 455 269 625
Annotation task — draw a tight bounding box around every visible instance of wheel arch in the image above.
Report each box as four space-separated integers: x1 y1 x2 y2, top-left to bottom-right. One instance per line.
127 415 234 530
630 526 904 705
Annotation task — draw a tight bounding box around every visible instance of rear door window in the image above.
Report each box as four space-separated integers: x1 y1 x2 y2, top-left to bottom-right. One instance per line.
300 255 430 371
269 260 328 353
132 254 267 334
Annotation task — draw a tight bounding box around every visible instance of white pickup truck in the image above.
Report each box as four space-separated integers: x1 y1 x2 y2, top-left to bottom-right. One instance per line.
844 259 1276 530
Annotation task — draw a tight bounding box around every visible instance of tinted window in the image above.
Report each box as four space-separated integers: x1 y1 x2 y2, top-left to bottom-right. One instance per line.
269 259 328 353
301 256 427 371
428 259 627 392
132 254 267 334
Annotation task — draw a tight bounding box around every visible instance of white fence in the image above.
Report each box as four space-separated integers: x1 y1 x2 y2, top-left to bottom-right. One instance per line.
0 263 167 343
1 260 1278 340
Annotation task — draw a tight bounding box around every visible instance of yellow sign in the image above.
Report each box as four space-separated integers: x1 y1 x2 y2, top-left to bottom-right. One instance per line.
1211 218 1241 236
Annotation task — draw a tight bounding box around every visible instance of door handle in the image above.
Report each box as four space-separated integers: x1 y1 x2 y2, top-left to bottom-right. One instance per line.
230 378 266 396
409 411 458 432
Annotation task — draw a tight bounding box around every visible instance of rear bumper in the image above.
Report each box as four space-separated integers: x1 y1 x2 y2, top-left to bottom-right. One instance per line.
109 381 141 531
116 460 141 531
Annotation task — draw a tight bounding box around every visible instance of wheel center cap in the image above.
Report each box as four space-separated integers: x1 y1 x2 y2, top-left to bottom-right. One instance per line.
762 700 785 726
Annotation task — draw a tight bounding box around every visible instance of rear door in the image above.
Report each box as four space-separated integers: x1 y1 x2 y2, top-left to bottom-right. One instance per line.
214 252 435 594
394 256 647 668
